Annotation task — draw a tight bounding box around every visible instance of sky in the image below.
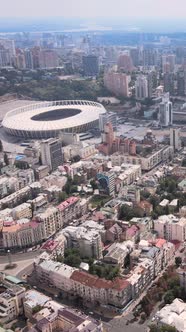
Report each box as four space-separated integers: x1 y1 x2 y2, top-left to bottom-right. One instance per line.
1 0 186 18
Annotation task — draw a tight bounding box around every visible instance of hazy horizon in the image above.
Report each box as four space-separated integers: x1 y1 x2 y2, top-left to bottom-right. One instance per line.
1 0 186 18
1 0 186 33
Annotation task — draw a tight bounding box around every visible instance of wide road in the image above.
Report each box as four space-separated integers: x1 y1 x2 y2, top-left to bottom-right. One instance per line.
0 249 41 264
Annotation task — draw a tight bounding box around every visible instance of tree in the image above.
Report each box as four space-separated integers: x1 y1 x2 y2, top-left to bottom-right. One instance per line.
161 325 177 332
175 256 182 267
164 290 175 304
149 324 159 332
0 140 3 152
4 152 9 166
32 305 42 314
119 204 142 221
30 201 35 218
58 191 67 203
149 195 160 209
38 154 42 165
90 179 98 191
72 155 81 163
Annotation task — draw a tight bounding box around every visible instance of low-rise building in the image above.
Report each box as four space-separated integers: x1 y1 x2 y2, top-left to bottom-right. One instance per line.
23 290 51 319
26 304 103 332
178 179 186 192
41 234 65 259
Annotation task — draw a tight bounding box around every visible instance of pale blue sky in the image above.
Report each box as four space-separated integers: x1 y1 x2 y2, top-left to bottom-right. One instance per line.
0 0 186 18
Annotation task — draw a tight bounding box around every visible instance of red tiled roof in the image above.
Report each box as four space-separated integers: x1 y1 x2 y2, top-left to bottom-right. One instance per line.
71 270 97 287
57 197 79 211
41 239 58 251
95 278 112 289
155 238 167 248
70 271 131 291
112 277 130 291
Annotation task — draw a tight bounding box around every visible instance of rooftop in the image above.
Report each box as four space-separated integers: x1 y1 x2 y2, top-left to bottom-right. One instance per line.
155 298 186 332
24 290 50 308
39 260 76 279
57 196 79 211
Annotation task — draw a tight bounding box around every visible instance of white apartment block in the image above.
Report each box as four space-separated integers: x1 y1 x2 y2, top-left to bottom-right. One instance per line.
113 164 141 191
0 185 31 209
36 207 62 238
111 145 174 171
154 215 186 242
0 284 25 324
128 258 154 299
63 142 96 161
34 257 77 292
62 226 103 259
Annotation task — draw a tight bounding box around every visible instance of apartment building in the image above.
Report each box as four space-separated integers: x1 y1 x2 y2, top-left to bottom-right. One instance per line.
0 176 19 198
33 256 132 309
70 271 132 308
0 284 25 323
154 215 186 242
0 186 32 209
27 194 48 211
40 138 63 171
111 145 174 171
23 290 50 319
12 202 32 220
128 258 154 299
2 220 46 249
41 233 66 259
34 165 50 180
36 207 62 238
57 196 82 225
62 226 103 259
114 164 141 192
140 238 175 277
18 169 35 188
34 258 77 292
104 71 129 97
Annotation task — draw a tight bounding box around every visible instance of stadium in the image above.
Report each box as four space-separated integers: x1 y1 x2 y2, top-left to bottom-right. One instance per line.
2 100 106 139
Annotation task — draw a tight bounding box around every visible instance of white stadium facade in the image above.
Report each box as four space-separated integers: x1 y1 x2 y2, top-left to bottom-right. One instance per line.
2 100 106 139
